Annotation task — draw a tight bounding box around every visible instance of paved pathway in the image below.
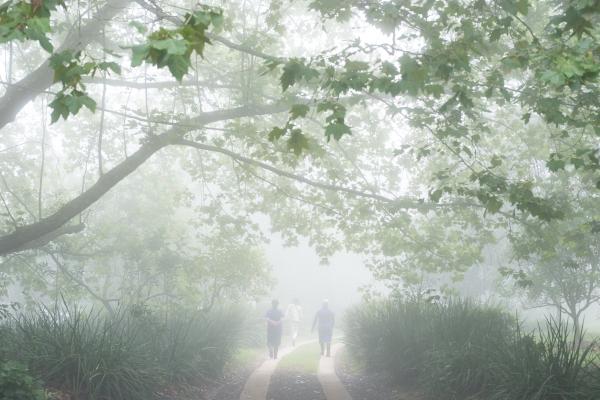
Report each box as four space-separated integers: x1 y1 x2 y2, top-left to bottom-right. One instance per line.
239 342 309 400
318 343 353 400
239 341 353 400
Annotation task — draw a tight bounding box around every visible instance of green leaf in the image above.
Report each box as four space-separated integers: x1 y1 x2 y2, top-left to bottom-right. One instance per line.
289 104 310 119
151 39 188 55
80 95 96 112
280 59 318 91
167 55 190 81
485 197 503 213
490 155 503 168
131 45 149 67
429 188 443 203
38 35 53 52
547 157 565 172
287 129 310 155
281 59 304 91
48 95 69 123
570 157 585 169
324 121 351 141
268 126 286 141
516 0 529 15
98 61 121 74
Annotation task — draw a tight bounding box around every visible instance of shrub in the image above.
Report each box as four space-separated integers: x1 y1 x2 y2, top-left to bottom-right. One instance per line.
2 302 245 400
345 298 600 400
0 361 45 400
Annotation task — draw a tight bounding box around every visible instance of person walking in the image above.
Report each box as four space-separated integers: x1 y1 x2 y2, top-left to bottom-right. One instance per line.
312 299 335 357
285 298 303 346
265 299 284 359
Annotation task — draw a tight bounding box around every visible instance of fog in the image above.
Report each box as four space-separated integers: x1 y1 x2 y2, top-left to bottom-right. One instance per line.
267 236 374 317
1 0 600 399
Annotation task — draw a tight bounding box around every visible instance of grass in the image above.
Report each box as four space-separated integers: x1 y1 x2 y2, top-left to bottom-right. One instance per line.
231 347 263 367
277 342 322 373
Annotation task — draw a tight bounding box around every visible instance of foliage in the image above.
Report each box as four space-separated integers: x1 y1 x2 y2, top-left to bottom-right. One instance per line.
130 6 223 81
48 51 121 123
0 0 64 52
506 203 600 331
1 302 244 400
2 162 273 313
1 1 223 122
2 0 600 356
266 0 600 222
345 298 600 400
0 361 45 400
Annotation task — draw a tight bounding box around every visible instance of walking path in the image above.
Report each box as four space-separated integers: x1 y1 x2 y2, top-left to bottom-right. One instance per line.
239 341 353 400
318 343 353 400
238 342 311 400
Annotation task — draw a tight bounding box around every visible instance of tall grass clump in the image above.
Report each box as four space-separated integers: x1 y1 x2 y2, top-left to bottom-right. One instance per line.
1 302 244 400
345 298 600 400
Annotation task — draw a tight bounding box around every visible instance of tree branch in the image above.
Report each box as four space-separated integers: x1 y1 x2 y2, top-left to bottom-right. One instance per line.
14 224 86 252
82 77 237 90
134 0 278 61
46 251 117 314
39 98 47 219
0 191 18 228
0 104 287 256
0 0 132 130
0 173 37 220
175 139 432 209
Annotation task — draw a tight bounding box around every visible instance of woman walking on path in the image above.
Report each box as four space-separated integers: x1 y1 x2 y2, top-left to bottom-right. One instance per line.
312 299 335 357
285 298 303 347
266 299 284 359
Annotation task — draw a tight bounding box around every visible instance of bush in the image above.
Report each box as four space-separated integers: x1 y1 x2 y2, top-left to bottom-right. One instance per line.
2 302 245 400
0 361 45 400
345 298 600 400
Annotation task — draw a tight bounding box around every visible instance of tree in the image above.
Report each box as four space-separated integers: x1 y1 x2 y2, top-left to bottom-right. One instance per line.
278 0 600 219
2 157 272 310
1 0 600 300
508 205 600 335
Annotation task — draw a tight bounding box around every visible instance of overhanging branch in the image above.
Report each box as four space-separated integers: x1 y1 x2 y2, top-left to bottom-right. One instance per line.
175 139 433 209
0 104 288 256
0 0 132 130
82 77 237 90
134 0 278 61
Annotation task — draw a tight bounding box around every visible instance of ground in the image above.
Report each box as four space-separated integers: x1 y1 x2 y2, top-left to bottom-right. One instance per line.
204 340 422 400
266 342 326 400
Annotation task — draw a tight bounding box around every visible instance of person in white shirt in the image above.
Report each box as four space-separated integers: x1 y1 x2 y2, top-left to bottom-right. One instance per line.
285 298 303 346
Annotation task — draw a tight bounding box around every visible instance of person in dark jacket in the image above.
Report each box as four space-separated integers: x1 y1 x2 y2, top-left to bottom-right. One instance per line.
312 299 335 357
266 299 284 359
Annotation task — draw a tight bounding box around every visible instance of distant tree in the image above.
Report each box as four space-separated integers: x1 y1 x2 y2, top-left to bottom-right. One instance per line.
1 160 272 311
508 204 600 335
520 257 600 337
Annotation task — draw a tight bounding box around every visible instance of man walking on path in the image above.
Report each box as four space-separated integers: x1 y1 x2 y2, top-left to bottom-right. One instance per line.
266 299 284 359
285 298 303 346
312 299 335 357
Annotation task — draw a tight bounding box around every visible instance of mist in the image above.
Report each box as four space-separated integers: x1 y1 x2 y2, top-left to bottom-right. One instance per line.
1 0 600 399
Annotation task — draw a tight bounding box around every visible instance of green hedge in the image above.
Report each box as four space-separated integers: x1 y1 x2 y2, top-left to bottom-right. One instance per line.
1 303 244 400
345 298 600 400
